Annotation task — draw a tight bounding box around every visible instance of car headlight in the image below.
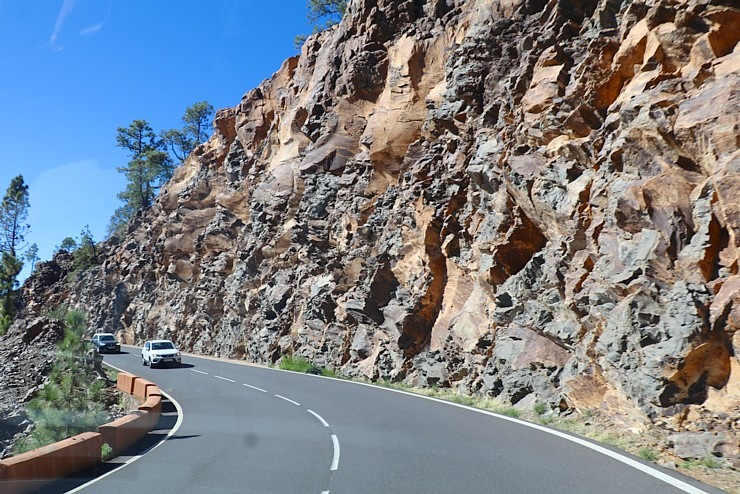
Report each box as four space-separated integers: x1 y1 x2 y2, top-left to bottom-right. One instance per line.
176 352 182 357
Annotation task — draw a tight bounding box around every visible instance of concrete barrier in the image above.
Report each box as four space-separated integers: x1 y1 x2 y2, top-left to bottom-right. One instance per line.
98 410 152 456
116 372 137 395
138 395 162 429
0 371 165 494
0 432 102 494
133 378 156 401
146 385 161 398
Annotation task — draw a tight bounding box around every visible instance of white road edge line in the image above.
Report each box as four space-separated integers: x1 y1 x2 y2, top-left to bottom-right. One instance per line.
321 491 330 494
274 394 300 406
190 369 208 375
330 434 340 471
214 375 236 383
315 377 710 494
307 409 330 427
66 362 185 494
243 383 267 393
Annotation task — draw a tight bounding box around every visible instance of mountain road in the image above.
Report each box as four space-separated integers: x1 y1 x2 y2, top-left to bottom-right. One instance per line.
69 347 723 494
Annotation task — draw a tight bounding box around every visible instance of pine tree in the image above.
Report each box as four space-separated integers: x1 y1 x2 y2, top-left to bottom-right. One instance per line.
57 237 77 252
25 243 39 271
116 149 172 211
115 119 159 159
108 120 173 236
161 101 215 163
183 101 214 147
295 0 347 48
72 225 98 272
0 252 22 334
0 175 30 257
307 0 347 24
0 175 29 335
16 309 108 453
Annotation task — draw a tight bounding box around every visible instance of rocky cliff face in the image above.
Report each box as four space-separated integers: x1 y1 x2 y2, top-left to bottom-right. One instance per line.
12 0 739 438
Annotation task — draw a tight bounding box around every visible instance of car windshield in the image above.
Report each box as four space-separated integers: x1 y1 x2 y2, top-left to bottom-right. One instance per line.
152 342 174 350
100 335 116 342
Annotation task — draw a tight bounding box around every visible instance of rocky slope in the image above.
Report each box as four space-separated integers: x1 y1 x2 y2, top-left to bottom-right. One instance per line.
7 0 739 466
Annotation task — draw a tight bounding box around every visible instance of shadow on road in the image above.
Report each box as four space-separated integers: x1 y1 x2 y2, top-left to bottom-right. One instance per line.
31 396 192 493
147 363 196 370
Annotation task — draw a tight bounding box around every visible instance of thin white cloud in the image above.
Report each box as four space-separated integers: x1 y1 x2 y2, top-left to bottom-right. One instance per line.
50 0 76 51
79 22 104 37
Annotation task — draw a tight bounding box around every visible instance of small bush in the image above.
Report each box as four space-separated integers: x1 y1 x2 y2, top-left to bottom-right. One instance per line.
701 457 722 469
534 402 547 415
106 368 119 382
12 436 34 455
0 314 10 336
306 363 323 375
279 355 314 373
101 442 114 462
449 395 476 407
321 367 339 378
638 448 659 462
501 408 520 419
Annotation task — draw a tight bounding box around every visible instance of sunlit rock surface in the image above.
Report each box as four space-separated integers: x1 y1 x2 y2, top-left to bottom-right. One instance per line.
14 0 739 446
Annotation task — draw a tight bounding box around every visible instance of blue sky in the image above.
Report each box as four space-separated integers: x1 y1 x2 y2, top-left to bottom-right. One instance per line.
0 0 310 280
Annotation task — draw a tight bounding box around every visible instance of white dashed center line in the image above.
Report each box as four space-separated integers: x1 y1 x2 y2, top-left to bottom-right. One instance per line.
330 435 340 471
243 383 267 393
214 375 235 383
307 409 330 427
190 369 208 375
275 394 300 406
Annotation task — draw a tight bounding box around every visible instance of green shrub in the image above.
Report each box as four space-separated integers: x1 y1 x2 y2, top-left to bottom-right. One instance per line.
0 314 10 336
321 367 339 378
638 448 659 462
279 355 314 373
537 415 554 425
701 457 722 469
449 395 477 407
101 442 114 462
534 402 547 415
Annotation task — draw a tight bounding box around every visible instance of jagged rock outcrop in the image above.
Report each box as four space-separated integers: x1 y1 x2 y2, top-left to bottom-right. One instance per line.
9 0 739 451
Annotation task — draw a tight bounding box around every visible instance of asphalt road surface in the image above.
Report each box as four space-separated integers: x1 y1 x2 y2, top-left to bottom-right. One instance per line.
64 347 723 494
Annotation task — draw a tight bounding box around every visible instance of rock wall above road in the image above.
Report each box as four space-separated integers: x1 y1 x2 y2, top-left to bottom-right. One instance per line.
12 0 740 434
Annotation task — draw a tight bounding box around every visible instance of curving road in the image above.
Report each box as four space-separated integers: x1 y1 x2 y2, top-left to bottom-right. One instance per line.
68 347 721 494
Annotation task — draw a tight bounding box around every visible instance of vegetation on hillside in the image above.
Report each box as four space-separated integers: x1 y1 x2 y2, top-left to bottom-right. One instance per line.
295 0 347 49
108 102 214 237
0 175 30 335
52 226 101 276
161 101 215 162
13 309 112 454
